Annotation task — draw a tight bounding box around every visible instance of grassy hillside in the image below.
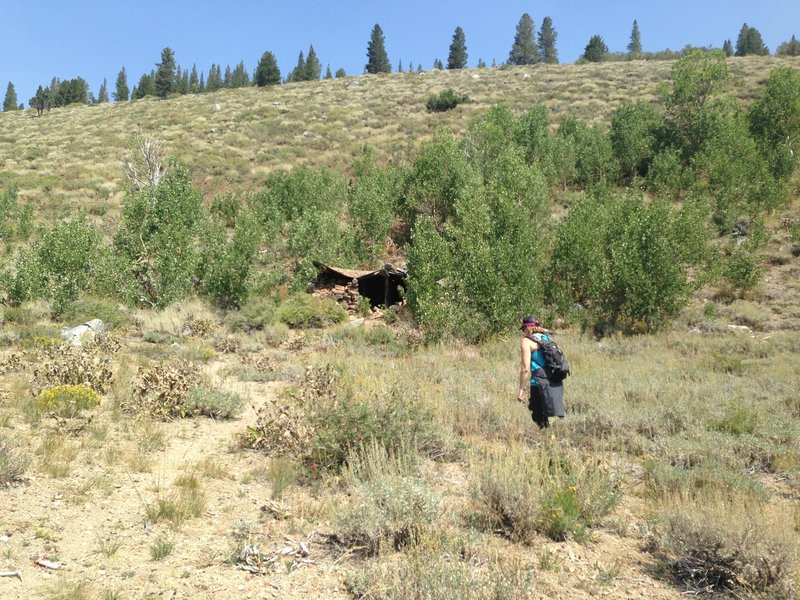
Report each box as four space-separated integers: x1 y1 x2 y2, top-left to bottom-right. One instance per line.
1 56 800 599
1 56 796 226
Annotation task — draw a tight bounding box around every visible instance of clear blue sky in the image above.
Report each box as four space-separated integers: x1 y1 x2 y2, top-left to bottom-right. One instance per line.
1 0 798 104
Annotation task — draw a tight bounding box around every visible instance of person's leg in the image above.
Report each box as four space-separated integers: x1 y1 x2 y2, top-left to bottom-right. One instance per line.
528 385 550 429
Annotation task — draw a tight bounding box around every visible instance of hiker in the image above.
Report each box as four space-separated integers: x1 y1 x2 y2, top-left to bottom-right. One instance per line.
516 315 566 429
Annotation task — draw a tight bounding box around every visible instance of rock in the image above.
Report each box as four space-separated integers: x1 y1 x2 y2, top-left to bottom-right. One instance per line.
60 319 105 346
348 318 365 328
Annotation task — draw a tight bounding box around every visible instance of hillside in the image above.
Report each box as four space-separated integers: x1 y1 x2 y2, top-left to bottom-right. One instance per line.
1 55 800 600
1 56 797 226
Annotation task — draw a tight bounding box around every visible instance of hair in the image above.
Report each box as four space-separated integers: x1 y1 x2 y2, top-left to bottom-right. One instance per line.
524 325 551 335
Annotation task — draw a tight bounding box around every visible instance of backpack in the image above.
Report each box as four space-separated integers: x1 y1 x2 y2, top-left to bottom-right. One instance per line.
527 333 570 382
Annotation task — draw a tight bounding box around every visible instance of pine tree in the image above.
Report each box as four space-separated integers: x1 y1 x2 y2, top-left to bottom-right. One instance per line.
777 35 800 57
29 85 51 116
335 68 346 78
583 35 609 62
448 26 468 69
206 64 223 91
417 64 424 73
477 58 486 69
538 16 558 64
198 72 205 93
325 65 332 79
3 82 19 111
223 65 233 88
287 51 306 82
627 20 642 55
433 58 444 70
735 23 769 56
509 13 539 65
408 61 414 72
113 67 129 102
189 64 199 93
97 78 109 103
133 72 156 99
231 62 249 88
178 68 190 94
722 39 734 57
397 59 404 73
254 51 281 86
365 24 391 74
305 45 322 80
154 47 176 98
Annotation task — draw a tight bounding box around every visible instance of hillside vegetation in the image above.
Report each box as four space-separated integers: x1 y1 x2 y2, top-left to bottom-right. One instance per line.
0 55 799 600
0 56 795 222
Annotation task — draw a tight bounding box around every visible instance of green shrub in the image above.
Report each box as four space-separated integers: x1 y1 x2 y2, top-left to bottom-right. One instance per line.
471 446 621 543
425 88 469 112
337 472 440 555
224 298 277 332
406 149 548 341
184 386 244 419
556 116 618 187
749 66 800 181
8 219 100 315
114 164 204 308
0 185 32 242
610 101 664 181
198 210 260 308
347 146 403 261
549 190 707 333
275 293 346 329
311 384 443 471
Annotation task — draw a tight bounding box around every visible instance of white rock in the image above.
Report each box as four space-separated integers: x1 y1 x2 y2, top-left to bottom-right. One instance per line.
60 319 105 346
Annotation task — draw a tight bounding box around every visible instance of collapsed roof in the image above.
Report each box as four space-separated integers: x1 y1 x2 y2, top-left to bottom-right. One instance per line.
311 260 407 308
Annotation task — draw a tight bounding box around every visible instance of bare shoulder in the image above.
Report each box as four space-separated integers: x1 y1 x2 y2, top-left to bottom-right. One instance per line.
520 336 538 351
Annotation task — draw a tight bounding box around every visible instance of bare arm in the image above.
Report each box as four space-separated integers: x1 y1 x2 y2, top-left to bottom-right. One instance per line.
517 337 538 401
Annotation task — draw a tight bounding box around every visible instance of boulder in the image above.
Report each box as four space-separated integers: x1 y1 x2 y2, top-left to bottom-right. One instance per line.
60 319 105 346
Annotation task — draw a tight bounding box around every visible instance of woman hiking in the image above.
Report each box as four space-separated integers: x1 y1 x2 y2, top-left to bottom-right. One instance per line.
516 315 565 429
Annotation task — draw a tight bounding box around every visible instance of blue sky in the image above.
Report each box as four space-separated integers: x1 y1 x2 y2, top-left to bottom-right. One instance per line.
1 1 798 104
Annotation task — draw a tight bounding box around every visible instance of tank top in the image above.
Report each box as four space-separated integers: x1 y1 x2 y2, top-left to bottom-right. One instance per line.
529 334 549 387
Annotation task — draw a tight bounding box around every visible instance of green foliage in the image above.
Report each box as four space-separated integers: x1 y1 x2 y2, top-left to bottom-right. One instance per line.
515 105 551 164
735 23 769 57
114 164 204 307
251 167 357 284
610 101 663 180
3 81 19 111
407 147 548 341
8 219 100 314
447 26 468 70
254 51 281 86
661 50 729 157
549 190 706 333
776 35 800 57
311 384 441 471
509 13 539 65
583 35 609 62
425 88 469 112
184 386 244 419
0 185 33 242
722 243 764 296
471 446 620 543
366 24 391 74
556 116 618 187
275 293 346 329
155 47 176 99
749 66 800 181
198 210 260 308
347 146 403 261
692 100 783 232
627 20 642 55
537 16 558 64
113 67 129 102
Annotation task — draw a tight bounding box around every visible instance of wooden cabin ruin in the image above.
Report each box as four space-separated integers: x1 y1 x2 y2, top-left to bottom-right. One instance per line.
309 260 407 313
